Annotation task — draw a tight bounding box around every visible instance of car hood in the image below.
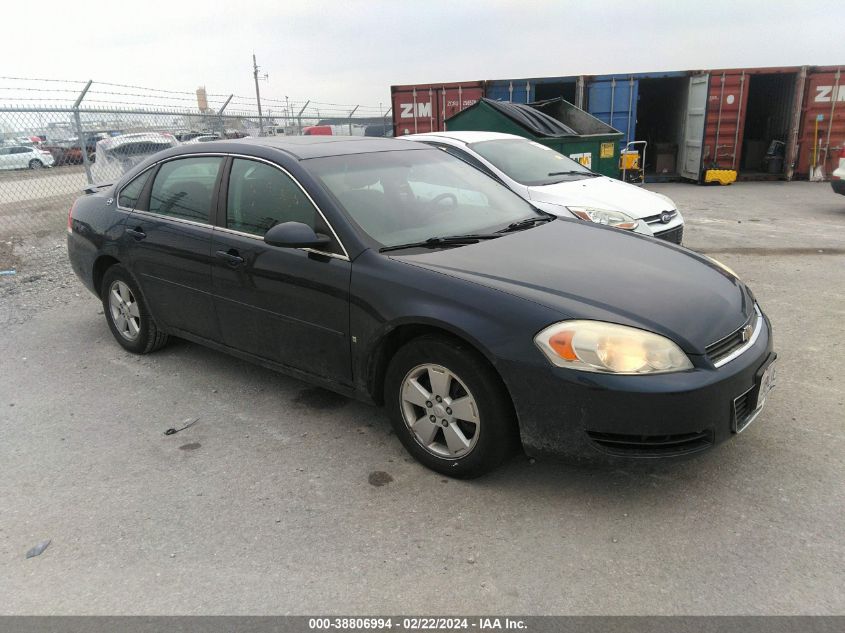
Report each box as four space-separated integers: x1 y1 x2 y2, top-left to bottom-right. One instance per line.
391 220 753 354
527 176 674 219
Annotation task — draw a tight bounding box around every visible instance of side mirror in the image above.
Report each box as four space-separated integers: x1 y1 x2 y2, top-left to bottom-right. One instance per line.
264 222 331 249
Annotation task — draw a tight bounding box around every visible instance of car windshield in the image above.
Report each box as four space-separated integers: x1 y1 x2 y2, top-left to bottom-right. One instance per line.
468 138 595 186
307 148 543 248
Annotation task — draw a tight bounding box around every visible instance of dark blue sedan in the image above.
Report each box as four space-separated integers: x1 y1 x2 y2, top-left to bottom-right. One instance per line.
67 136 776 477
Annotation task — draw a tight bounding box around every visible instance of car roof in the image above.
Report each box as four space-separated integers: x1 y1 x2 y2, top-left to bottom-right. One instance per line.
215 135 428 159
404 131 524 144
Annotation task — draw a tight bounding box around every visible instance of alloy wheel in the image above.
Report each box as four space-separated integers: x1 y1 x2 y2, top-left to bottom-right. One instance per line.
400 363 480 458
108 280 141 341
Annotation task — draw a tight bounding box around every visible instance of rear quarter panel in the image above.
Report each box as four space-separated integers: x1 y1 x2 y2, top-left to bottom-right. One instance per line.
67 188 129 296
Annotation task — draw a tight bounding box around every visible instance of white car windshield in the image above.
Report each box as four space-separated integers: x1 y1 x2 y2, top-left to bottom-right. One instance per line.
469 138 596 186
308 148 544 248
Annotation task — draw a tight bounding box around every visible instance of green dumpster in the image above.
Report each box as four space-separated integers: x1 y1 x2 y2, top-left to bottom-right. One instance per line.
445 97 623 178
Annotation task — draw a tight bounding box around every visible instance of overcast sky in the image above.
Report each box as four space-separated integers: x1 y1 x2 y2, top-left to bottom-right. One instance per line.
2 0 841 110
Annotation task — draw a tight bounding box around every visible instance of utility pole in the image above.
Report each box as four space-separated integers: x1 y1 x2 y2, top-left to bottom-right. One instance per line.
252 53 268 135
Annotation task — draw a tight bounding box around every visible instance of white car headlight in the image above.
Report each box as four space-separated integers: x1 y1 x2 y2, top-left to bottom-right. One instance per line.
566 206 639 231
534 321 693 374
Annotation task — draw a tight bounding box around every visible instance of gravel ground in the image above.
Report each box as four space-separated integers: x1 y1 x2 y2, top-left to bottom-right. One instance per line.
0 180 843 615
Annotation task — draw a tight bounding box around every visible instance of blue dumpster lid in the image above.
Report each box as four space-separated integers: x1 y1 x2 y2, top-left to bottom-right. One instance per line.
481 98 578 137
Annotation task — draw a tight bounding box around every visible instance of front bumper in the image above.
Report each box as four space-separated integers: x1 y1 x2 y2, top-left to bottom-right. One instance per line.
832 179 845 195
500 312 774 461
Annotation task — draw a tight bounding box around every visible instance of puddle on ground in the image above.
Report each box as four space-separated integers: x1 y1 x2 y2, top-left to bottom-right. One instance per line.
368 471 393 487
179 442 201 451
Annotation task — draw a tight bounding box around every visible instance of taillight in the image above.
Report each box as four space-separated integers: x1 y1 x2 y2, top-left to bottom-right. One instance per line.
67 200 77 233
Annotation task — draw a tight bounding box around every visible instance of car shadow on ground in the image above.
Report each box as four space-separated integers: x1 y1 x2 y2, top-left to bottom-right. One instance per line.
76 310 789 516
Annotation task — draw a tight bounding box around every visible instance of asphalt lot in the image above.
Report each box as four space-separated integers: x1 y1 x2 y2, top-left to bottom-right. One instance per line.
1 181 844 614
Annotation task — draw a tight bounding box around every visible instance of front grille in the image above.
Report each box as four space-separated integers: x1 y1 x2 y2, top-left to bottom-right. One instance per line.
706 308 759 365
586 429 714 457
643 209 678 224
654 225 683 244
733 387 754 433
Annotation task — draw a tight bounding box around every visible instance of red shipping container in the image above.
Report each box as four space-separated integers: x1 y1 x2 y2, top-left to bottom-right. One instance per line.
391 81 484 136
796 66 844 178
701 66 803 179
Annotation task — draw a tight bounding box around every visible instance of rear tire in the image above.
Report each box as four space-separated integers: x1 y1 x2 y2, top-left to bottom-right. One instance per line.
101 265 168 354
384 335 517 478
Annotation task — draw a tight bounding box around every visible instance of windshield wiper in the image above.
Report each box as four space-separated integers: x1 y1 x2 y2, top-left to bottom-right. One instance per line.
547 170 600 177
497 215 556 233
379 234 501 253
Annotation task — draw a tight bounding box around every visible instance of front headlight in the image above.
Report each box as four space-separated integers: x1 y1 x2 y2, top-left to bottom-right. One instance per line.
534 321 693 374
566 206 639 231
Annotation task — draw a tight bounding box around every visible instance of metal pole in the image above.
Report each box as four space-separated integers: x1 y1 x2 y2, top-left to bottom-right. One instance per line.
297 100 310 136
217 94 233 138
412 88 418 134
731 72 745 170
626 76 634 145
714 73 725 167
74 80 93 184
822 68 841 171
384 107 392 137
296 99 311 136
253 54 264 135
217 94 233 116
347 105 359 135
609 78 616 129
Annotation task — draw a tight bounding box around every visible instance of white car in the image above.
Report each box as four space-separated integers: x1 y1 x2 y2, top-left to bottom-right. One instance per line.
406 131 684 243
0 145 55 170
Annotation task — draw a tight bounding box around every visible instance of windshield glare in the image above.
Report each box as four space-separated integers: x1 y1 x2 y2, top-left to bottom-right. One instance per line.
469 139 593 186
307 149 541 248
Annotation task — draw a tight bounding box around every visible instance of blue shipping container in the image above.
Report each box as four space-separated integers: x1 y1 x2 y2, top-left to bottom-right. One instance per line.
587 71 686 144
485 76 579 105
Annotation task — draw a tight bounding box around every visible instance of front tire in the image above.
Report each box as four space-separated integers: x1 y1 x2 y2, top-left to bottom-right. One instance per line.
384 335 517 478
28 159 43 169
101 265 168 354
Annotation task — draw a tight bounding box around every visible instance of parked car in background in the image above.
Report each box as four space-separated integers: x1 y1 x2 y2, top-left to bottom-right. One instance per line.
182 134 221 144
67 136 774 477
91 132 179 182
407 131 685 243
0 145 55 170
44 133 114 166
175 131 214 142
302 125 333 136
832 147 845 196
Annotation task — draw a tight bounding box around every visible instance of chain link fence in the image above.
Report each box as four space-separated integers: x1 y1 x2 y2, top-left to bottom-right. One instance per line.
0 78 390 302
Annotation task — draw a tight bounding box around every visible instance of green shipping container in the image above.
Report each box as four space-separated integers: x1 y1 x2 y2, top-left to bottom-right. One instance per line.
445 98 624 178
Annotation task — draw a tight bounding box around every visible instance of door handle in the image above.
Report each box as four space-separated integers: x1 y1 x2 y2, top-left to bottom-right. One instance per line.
215 250 245 266
125 227 146 240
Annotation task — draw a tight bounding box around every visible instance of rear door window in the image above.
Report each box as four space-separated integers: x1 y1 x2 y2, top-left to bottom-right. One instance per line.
117 170 152 209
148 157 223 223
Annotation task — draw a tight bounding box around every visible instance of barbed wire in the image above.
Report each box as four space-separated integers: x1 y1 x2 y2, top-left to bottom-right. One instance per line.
0 76 88 84
0 78 387 120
